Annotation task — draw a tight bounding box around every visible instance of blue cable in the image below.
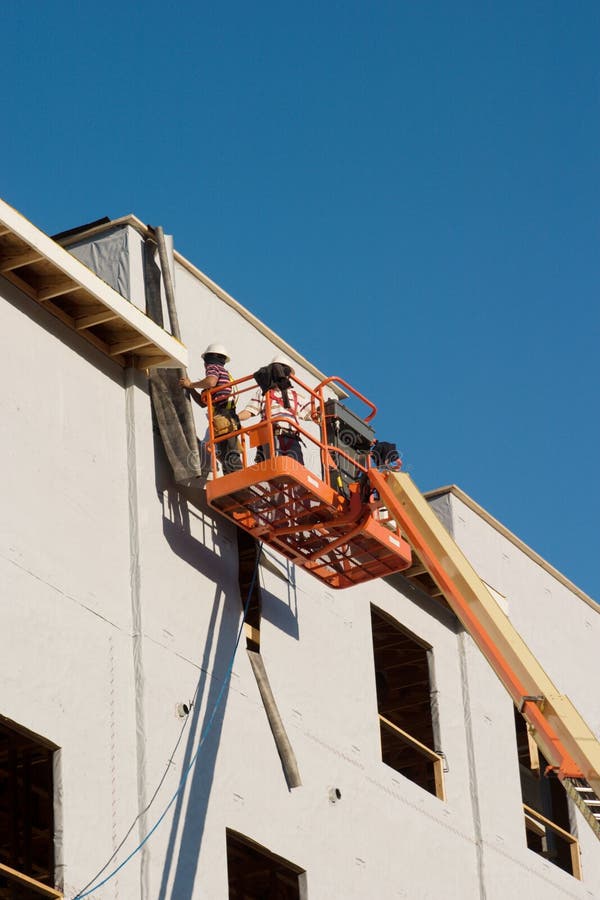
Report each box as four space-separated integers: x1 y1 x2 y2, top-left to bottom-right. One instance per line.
72 543 262 899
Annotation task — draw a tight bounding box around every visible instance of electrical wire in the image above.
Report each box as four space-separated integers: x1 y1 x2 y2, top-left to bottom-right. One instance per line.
71 543 261 899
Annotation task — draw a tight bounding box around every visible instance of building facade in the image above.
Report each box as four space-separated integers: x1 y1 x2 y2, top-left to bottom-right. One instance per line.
1 200 599 899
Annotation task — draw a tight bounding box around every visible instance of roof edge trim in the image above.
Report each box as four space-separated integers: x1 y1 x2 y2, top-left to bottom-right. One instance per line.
0 200 187 370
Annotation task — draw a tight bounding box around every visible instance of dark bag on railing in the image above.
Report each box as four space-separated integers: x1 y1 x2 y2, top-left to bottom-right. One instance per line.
253 363 292 409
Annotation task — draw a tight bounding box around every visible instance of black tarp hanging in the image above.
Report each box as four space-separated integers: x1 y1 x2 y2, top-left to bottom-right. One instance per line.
146 228 201 484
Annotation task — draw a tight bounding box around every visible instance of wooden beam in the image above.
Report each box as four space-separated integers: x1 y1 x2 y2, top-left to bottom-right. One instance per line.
38 280 79 302
41 298 120 363
0 197 188 368
0 269 37 299
136 353 174 370
524 811 547 838
527 726 541 774
244 624 261 645
247 650 301 789
523 803 582 878
522 803 578 845
379 715 441 763
0 248 44 272
379 715 445 801
570 835 589 880
2 267 135 368
0 862 62 898
109 336 153 356
0 226 11 238
75 309 120 330
433 756 446 801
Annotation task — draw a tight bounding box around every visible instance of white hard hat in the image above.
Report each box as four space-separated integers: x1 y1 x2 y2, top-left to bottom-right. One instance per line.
271 352 293 368
202 342 230 363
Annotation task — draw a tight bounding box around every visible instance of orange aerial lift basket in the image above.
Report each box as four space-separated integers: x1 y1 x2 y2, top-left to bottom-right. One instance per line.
204 370 600 840
205 372 412 588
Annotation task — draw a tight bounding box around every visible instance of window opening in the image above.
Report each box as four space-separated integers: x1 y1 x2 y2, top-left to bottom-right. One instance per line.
514 709 581 878
0 718 57 898
371 606 444 798
226 830 305 899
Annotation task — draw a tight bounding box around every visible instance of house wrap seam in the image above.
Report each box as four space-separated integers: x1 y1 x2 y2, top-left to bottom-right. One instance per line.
125 368 149 898
459 631 487 900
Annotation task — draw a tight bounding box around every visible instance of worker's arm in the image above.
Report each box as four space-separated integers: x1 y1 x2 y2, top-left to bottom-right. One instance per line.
298 392 319 422
238 390 261 421
180 375 218 391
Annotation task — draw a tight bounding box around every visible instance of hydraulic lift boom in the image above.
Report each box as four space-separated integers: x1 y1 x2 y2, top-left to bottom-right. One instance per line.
369 468 600 838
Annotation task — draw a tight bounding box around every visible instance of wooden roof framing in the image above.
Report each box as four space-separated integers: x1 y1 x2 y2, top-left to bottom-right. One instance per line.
0 198 187 371
54 213 348 396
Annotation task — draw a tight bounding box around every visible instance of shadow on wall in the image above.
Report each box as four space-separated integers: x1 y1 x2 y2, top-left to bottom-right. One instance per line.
152 405 301 893
162 490 301 640
260 584 300 641
158 452 302 641
1 277 127 386
161 487 235 575
156 585 237 900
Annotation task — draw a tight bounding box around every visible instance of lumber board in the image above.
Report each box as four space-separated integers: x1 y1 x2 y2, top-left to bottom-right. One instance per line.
247 650 301 789
244 624 261 645
109 336 153 356
136 353 174 369
523 801 582 876
76 309 120 330
38 280 80 302
378 715 441 761
0 249 44 272
0 863 62 898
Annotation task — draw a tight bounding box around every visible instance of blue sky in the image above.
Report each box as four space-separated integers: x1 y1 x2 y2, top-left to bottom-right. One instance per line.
2 2 599 598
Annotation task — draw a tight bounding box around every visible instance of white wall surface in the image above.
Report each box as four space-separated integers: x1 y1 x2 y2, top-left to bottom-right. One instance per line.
1 234 599 900
0 279 141 898
431 492 600 896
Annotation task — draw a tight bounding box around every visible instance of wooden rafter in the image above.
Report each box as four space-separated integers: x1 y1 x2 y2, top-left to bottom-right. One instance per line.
0 197 187 371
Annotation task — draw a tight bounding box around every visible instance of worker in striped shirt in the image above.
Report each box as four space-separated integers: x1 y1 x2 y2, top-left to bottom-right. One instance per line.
238 355 312 464
180 343 242 474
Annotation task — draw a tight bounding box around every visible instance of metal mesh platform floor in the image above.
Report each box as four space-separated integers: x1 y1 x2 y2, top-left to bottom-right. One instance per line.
207 459 412 589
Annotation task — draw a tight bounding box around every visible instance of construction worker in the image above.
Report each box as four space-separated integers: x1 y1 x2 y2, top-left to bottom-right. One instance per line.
180 343 242 475
238 354 313 464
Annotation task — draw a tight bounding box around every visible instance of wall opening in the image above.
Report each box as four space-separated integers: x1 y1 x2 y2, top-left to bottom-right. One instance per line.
514 709 580 878
371 606 444 798
226 830 305 899
0 717 56 895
